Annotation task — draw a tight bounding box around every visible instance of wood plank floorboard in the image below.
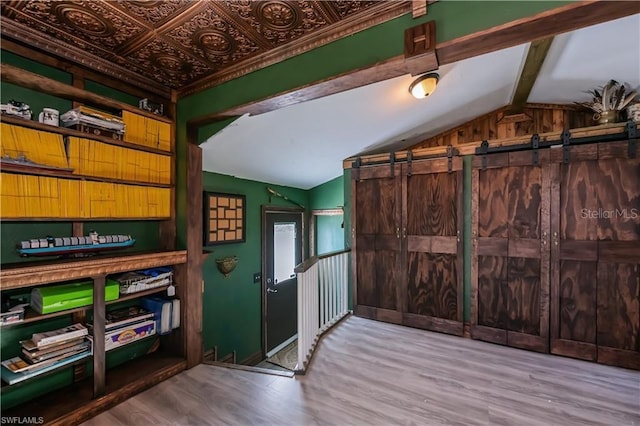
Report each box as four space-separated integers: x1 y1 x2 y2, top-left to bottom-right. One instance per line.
83 316 640 425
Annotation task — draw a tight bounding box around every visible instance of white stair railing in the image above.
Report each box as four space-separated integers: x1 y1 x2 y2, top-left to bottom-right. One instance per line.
296 249 350 372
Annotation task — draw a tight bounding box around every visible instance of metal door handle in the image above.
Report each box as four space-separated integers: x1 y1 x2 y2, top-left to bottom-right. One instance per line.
266 288 278 293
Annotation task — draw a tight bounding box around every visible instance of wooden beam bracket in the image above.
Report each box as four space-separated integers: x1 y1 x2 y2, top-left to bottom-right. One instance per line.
627 120 637 158
404 21 438 75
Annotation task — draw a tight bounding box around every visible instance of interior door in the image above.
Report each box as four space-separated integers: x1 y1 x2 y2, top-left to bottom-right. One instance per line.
550 141 639 369
402 157 464 335
352 163 403 324
264 210 303 356
471 150 550 353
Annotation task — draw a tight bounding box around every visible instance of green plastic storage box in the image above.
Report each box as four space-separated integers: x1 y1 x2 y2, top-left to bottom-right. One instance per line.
31 279 119 314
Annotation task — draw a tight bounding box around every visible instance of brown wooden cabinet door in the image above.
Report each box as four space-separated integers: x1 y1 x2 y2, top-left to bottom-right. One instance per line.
352 164 403 324
471 151 550 353
550 142 640 369
402 158 464 335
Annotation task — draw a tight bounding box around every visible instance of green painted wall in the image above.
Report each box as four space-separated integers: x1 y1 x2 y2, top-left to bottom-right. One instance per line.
201 172 309 362
309 176 345 255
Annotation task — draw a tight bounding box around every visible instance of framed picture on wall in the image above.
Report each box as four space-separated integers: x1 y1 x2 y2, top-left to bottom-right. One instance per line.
203 192 246 245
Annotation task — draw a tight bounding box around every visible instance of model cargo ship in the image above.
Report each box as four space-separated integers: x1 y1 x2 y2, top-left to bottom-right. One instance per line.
17 231 135 257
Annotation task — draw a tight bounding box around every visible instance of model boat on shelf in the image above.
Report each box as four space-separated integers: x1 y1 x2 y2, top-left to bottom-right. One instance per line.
16 231 135 257
0 154 74 175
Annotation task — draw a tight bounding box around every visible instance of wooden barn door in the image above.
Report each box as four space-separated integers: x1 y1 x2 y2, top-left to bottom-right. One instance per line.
402 157 464 335
550 141 639 370
471 150 550 353
352 164 404 324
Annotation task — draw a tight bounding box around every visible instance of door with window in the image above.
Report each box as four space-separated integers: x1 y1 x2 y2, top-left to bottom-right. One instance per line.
263 208 303 356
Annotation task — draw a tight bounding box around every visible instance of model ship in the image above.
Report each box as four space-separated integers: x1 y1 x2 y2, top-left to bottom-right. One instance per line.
0 154 74 175
17 231 135 257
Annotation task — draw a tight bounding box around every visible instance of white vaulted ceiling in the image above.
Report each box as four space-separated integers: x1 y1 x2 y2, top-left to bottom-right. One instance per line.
201 14 640 190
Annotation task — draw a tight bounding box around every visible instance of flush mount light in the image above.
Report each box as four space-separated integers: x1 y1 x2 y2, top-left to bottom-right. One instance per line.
409 73 439 99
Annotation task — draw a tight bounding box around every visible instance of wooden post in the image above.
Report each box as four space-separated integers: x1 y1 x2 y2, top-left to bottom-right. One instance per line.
92 275 106 397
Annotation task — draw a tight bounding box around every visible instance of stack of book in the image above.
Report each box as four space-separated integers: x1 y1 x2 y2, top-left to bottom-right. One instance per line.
1 323 91 385
90 305 156 351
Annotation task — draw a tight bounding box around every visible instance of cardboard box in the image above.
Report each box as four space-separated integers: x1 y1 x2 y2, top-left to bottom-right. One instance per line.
103 319 156 351
31 280 119 314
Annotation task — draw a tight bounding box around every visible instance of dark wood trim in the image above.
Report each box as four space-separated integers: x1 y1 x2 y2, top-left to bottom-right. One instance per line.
239 351 263 366
0 250 187 290
1 64 173 124
436 1 640 65
92 275 106 398
186 1 638 128
177 1 411 97
0 38 172 103
403 313 464 336
185 143 204 368
508 37 554 114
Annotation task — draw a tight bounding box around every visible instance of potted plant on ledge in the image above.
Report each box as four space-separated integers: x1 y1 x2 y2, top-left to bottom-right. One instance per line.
577 80 638 125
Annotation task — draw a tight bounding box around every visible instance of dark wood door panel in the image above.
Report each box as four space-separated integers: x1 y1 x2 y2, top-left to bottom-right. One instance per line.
508 165 542 239
559 260 597 344
470 325 507 345
477 238 508 256
378 177 399 235
560 160 601 241
477 255 508 329
597 262 639 352
597 347 640 370
551 339 596 361
478 168 509 238
407 252 458 320
356 250 376 307
403 313 463 336
355 179 378 235
506 257 541 335
407 172 457 236
358 165 395 180
507 331 547 353
407 236 457 254
409 157 462 174
508 238 541 259
376 251 400 311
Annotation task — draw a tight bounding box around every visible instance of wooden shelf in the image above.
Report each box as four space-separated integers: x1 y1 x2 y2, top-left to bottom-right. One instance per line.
1 167 172 188
0 250 187 290
2 351 186 425
1 285 171 328
1 114 173 155
1 353 92 389
1 64 173 125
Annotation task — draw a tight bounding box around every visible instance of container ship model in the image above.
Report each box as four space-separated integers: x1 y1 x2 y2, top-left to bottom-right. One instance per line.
17 231 135 257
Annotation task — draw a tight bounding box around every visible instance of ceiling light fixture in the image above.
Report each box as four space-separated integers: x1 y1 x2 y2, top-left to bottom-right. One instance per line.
409 73 439 99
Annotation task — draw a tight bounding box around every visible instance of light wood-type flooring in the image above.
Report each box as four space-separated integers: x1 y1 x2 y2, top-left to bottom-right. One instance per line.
84 315 640 425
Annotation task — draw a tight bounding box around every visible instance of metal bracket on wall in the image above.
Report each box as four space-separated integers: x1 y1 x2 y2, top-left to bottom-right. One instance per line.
352 157 362 181
561 130 572 164
531 133 540 165
406 150 413 176
480 140 489 170
390 151 396 175
627 121 637 158
447 145 454 173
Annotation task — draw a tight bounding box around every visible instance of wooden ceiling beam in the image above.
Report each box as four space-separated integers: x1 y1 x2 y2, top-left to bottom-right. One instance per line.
187 1 640 130
508 36 554 114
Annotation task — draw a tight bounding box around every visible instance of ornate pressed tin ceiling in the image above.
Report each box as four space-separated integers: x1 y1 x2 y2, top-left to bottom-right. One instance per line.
0 0 410 96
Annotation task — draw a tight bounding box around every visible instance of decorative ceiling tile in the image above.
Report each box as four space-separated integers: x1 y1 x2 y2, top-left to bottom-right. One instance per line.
126 38 210 88
166 4 261 68
116 0 193 26
225 0 328 46
0 0 409 92
10 0 143 52
332 0 379 18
